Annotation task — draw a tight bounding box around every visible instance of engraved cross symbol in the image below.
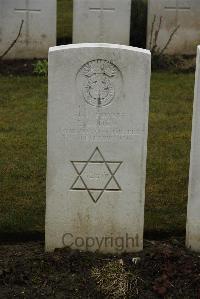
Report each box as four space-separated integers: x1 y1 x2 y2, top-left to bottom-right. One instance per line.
89 0 116 14
164 0 191 26
14 0 41 45
89 7 115 12
89 2 115 41
70 147 122 203
164 0 191 11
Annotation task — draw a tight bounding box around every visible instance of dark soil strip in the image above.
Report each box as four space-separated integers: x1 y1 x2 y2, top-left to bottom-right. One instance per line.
0 229 186 245
0 60 37 76
0 238 199 298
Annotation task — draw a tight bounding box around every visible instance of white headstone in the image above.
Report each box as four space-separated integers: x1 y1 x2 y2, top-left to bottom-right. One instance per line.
186 46 200 252
73 0 131 45
0 0 56 59
46 43 151 253
147 0 200 55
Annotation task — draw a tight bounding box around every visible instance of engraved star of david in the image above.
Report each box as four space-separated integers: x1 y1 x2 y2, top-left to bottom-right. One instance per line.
70 147 122 203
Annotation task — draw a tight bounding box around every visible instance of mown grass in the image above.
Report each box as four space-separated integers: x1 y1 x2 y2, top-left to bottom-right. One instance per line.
0 72 195 235
57 0 73 43
0 76 47 233
146 73 194 234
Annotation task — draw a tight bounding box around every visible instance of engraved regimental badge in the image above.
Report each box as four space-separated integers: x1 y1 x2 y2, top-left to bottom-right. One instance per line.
76 59 122 107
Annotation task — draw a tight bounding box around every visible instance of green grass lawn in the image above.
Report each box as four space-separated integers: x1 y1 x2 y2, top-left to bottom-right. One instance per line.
0 76 47 233
146 73 194 235
0 72 194 236
57 0 73 43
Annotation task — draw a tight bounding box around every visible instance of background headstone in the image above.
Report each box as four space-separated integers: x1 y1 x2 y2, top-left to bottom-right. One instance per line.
147 0 200 55
0 0 56 59
46 43 151 253
186 46 200 252
73 0 131 45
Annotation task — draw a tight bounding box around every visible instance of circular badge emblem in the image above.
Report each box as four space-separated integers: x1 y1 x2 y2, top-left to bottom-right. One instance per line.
76 59 122 107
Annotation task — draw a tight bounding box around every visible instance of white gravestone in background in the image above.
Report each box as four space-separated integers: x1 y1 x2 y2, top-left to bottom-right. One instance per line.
73 0 131 45
186 46 200 252
46 43 151 253
147 0 200 55
0 0 56 59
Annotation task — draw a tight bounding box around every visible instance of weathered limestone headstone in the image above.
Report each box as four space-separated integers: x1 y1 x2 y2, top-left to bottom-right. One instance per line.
147 0 200 55
186 46 200 252
0 0 56 59
46 43 151 253
73 0 131 45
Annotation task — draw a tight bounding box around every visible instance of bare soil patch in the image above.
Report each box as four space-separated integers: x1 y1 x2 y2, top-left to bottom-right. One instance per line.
0 238 199 298
0 60 36 76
